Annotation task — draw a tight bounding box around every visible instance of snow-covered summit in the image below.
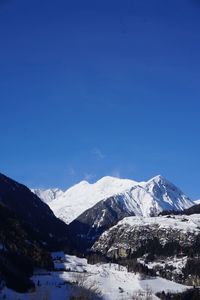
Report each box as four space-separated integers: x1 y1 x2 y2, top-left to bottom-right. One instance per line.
194 199 200 205
138 175 193 214
49 176 138 223
146 174 169 185
32 175 194 224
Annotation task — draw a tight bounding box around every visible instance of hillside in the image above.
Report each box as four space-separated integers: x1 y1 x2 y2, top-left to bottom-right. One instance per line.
0 173 68 248
0 203 53 292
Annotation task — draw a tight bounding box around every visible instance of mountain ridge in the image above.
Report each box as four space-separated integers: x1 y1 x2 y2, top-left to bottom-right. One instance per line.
32 175 194 224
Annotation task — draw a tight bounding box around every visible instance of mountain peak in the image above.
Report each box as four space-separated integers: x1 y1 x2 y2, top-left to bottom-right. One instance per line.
96 176 136 186
77 180 90 186
96 175 119 183
32 174 194 224
149 174 166 182
146 175 175 187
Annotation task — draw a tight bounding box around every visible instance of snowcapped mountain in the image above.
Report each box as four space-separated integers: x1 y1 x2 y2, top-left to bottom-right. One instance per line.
34 176 138 224
31 188 64 204
66 175 194 251
194 199 200 205
137 175 194 215
32 175 194 225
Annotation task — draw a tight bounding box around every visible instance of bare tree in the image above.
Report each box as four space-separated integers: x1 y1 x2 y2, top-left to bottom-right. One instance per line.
132 286 153 300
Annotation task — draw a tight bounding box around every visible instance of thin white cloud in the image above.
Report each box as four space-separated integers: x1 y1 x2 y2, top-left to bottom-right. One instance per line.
68 166 76 176
110 169 121 178
84 173 96 182
92 148 105 160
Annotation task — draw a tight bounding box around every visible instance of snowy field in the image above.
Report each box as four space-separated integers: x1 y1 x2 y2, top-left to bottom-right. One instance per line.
0 252 189 300
114 214 200 233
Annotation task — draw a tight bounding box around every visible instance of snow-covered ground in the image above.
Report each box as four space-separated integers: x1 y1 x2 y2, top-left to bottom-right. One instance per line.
115 214 200 233
1 252 190 300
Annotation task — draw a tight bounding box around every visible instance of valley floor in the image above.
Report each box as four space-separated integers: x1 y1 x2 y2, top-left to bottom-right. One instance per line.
1 252 190 300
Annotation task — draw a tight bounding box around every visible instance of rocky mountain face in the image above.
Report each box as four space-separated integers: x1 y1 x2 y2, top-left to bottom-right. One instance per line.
0 173 68 248
182 203 200 215
68 194 135 250
92 214 200 260
160 202 200 216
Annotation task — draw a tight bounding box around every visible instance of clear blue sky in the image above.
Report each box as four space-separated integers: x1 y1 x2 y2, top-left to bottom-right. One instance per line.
0 0 200 198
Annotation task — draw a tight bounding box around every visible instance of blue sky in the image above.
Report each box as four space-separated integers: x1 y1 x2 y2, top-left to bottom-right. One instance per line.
0 0 200 198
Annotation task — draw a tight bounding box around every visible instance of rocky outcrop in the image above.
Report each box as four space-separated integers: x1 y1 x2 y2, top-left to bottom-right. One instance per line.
92 215 200 259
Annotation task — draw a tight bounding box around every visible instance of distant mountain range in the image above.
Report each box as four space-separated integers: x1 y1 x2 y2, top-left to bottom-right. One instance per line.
32 175 195 251
32 175 194 224
0 172 200 292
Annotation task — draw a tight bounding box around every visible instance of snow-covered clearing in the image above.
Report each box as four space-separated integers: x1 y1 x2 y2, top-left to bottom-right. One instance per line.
0 252 189 300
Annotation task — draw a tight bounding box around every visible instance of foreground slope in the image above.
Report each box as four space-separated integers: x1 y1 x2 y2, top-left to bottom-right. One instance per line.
0 173 68 247
0 203 53 292
1 253 189 300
